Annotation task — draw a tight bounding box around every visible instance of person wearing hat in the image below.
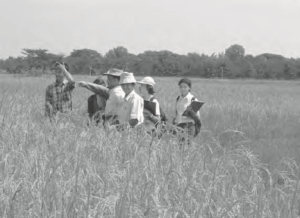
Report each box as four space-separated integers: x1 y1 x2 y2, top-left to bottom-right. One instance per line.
137 77 161 131
117 72 144 128
78 68 125 124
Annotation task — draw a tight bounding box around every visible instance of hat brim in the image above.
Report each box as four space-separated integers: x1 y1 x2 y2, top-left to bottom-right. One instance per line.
103 73 122 77
137 81 155 86
119 80 137 85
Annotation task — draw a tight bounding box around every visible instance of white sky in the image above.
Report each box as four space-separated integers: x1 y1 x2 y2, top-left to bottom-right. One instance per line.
0 0 300 59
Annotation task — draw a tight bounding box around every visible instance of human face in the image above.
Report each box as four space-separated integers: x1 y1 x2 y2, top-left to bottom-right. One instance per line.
179 82 190 96
138 84 148 98
107 75 118 89
121 83 135 95
54 67 64 84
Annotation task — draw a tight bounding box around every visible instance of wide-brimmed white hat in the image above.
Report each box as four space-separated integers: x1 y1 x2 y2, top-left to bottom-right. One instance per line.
137 77 155 86
103 68 123 77
119 72 137 84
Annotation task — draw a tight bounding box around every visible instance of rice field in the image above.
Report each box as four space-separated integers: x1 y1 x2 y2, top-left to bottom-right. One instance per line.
0 74 299 217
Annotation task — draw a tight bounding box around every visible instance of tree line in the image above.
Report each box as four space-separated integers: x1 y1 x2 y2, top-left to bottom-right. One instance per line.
1 44 300 79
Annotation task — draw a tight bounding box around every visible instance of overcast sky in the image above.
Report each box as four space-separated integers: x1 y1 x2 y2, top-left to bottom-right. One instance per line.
0 0 300 59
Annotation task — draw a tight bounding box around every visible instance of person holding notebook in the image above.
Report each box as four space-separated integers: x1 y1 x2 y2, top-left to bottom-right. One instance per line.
173 78 202 138
137 77 161 131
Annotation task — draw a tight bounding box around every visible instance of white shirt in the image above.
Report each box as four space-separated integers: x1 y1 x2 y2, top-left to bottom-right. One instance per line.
105 86 125 115
175 92 200 124
117 90 144 125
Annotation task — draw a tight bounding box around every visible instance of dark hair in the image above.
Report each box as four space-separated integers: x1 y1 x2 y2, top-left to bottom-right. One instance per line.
64 63 70 72
53 61 70 71
93 77 106 86
178 78 192 88
146 85 155 95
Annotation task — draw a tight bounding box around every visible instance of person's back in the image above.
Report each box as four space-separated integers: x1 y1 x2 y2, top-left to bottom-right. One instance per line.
106 85 124 116
87 77 107 124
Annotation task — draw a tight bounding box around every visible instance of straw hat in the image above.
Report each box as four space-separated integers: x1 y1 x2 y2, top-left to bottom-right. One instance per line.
137 77 155 86
119 72 137 84
103 68 123 77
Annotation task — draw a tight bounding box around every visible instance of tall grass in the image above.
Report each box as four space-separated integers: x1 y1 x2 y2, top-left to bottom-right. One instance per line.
0 75 299 217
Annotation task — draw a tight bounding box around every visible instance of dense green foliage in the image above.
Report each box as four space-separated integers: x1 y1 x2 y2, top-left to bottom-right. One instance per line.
1 44 300 79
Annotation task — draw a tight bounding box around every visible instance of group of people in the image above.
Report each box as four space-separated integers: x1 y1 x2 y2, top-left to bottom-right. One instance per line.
45 62 202 139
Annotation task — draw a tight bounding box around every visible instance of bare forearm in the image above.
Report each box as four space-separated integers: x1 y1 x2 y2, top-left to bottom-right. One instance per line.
62 68 74 83
149 115 159 123
79 82 109 99
129 119 138 127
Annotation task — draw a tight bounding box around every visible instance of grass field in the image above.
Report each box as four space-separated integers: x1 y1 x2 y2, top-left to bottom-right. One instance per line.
0 74 299 217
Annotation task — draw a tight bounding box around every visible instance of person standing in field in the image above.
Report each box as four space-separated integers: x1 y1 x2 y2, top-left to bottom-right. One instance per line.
77 68 125 125
137 77 166 134
173 78 201 138
87 77 107 125
45 62 75 118
117 72 144 128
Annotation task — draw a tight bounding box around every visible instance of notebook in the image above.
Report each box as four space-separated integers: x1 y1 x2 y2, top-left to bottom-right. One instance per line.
182 101 204 116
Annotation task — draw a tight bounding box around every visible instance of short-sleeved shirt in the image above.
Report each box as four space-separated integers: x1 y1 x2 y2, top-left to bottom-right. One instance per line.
117 90 144 125
105 86 125 116
175 92 200 124
45 81 75 114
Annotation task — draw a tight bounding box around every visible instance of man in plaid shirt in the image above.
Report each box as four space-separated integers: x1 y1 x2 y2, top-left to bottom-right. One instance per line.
45 62 75 117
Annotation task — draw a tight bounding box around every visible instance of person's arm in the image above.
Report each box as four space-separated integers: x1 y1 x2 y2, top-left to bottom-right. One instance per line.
129 97 143 127
186 105 201 123
129 119 139 127
45 87 53 117
173 99 178 125
56 63 74 84
78 81 110 100
145 99 160 124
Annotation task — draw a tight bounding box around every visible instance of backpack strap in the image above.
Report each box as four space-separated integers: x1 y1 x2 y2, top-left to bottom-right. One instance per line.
150 96 156 102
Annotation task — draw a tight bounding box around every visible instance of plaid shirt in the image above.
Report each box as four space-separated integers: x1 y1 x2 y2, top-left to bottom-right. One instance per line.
45 81 75 114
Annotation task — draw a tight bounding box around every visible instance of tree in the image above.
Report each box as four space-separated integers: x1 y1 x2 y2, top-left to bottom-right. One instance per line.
225 44 245 60
68 49 103 74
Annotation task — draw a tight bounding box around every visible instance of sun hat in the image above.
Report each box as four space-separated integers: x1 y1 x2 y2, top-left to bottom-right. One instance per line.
103 68 123 77
137 77 155 86
119 72 137 84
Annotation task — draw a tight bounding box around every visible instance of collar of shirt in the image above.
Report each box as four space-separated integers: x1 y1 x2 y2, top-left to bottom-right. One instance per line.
124 90 136 101
144 95 154 101
179 92 193 100
109 85 122 93
55 80 67 87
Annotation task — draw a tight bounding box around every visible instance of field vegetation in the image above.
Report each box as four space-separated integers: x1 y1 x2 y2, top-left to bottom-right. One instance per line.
0 74 299 217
